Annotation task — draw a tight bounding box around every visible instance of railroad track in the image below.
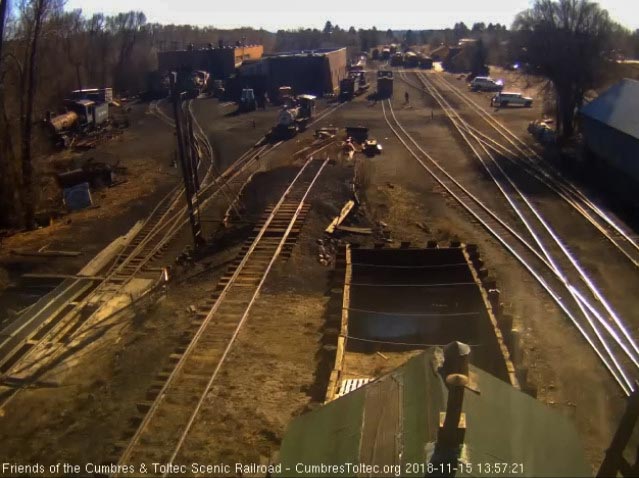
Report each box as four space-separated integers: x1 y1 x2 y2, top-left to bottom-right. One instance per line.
0 101 188 370
413 69 639 351
0 94 343 409
383 78 639 395
0 101 280 406
114 150 331 475
428 72 639 269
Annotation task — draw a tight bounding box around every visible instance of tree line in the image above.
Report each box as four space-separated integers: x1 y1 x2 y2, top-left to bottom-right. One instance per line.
0 2 274 228
1 0 639 228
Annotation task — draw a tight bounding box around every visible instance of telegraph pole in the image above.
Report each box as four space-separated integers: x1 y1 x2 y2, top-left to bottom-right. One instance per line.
170 73 204 248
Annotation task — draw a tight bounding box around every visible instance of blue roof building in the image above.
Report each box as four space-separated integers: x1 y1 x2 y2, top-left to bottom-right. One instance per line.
579 78 639 206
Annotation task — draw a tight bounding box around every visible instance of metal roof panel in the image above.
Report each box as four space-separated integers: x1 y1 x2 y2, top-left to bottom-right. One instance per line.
580 78 639 141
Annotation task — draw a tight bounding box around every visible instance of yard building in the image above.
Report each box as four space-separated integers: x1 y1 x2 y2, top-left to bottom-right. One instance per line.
236 47 348 99
157 44 264 80
278 348 591 478
579 78 639 208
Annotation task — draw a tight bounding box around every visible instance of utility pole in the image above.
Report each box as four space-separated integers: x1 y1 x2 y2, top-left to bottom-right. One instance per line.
170 73 205 248
185 111 201 191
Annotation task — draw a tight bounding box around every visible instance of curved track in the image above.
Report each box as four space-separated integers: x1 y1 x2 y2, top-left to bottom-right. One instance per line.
0 97 342 408
431 73 639 269
383 77 638 395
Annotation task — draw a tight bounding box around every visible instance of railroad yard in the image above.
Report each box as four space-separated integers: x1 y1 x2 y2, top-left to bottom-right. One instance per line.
1 58 639 477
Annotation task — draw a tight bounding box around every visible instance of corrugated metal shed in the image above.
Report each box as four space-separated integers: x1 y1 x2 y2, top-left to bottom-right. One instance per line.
580 79 639 141
579 78 639 202
278 350 591 477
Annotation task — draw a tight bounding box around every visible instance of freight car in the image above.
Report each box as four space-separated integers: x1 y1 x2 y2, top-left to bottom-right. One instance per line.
381 47 391 61
377 70 393 98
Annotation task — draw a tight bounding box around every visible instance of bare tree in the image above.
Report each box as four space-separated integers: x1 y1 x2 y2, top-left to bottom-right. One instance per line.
0 0 15 226
19 0 58 227
108 11 146 93
60 9 85 91
86 13 108 86
513 0 615 137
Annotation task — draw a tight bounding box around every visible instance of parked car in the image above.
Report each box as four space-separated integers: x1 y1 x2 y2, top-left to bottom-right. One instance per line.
491 92 533 107
469 76 504 92
528 119 556 144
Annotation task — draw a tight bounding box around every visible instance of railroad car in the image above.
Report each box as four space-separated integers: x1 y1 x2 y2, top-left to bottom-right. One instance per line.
348 60 365 72
339 77 356 101
46 99 109 147
404 52 419 68
145 71 171 99
381 48 391 60
270 94 316 139
377 71 394 98
390 52 404 67
275 85 294 106
50 99 108 131
340 72 370 101
70 87 113 103
419 56 434 69
238 88 257 112
354 71 370 93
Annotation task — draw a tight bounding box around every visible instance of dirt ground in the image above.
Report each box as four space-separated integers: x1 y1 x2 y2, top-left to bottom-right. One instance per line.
341 67 634 472
0 98 351 473
0 102 180 315
0 64 637 477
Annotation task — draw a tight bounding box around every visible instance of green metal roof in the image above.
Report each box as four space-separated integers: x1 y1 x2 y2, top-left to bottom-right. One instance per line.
278 350 591 477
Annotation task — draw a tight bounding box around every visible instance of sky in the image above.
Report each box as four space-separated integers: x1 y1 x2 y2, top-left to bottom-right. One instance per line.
65 0 639 31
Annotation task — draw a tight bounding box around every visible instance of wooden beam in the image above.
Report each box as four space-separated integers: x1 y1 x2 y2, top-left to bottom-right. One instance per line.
325 200 355 234
325 244 352 403
336 225 373 235
21 273 104 281
11 249 82 257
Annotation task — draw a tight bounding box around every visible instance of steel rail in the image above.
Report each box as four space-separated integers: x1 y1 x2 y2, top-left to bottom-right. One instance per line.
415 71 639 375
115 144 332 471
433 73 639 268
382 98 632 394
125 97 341 280
164 157 330 472
1 102 264 383
411 71 637 389
463 122 639 269
1 98 343 402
